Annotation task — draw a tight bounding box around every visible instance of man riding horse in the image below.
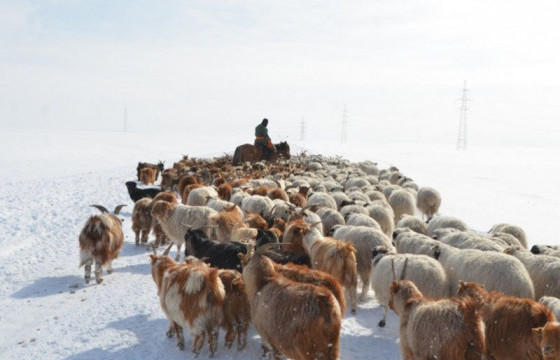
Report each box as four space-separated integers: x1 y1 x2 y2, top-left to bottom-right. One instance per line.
254 118 276 161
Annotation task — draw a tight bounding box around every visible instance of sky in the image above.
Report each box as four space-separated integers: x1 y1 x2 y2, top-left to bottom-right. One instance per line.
1 0 559 146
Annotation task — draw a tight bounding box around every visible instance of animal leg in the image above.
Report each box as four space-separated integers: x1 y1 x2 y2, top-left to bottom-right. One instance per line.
174 322 185 350
348 286 358 314
224 325 235 349
208 327 219 357
193 332 205 355
359 271 371 301
106 260 114 274
378 306 387 327
141 229 148 244
237 324 248 350
166 322 176 338
94 258 103 284
174 242 182 261
134 231 140 246
84 258 93 284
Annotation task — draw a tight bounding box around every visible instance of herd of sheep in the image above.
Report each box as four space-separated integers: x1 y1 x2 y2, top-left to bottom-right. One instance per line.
78 153 560 360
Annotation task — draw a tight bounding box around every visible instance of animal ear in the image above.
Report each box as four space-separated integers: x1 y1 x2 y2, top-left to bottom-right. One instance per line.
149 254 157 263
532 327 543 337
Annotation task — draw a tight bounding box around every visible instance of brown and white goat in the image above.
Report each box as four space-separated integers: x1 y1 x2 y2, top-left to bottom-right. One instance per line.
240 251 342 360
534 322 560 360
150 191 179 247
149 252 225 356
289 186 310 208
281 219 308 256
457 280 555 360
267 187 289 202
79 205 126 284
209 204 244 242
217 269 250 350
217 183 233 201
389 280 486 360
302 225 358 313
243 213 268 230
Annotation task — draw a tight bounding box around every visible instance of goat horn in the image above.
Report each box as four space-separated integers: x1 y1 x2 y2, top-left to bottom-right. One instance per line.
113 204 127 215
400 258 409 280
162 242 174 256
90 205 109 213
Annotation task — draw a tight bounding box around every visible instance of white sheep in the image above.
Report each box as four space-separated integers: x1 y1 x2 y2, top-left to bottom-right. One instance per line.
240 195 274 217
306 191 338 210
415 187 441 221
365 190 386 202
388 189 415 224
229 189 250 208
393 228 440 256
365 201 395 239
371 247 448 327
344 177 370 190
531 244 560 259
489 223 528 249
151 201 218 260
331 225 392 301
395 214 427 235
315 207 345 236
438 230 506 252
426 215 468 237
503 246 560 299
186 186 218 206
339 204 369 218
433 242 535 299
539 296 560 320
345 213 381 230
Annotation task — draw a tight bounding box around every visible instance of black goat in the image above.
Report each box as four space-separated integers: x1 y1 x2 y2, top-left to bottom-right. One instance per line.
184 229 248 271
125 181 163 202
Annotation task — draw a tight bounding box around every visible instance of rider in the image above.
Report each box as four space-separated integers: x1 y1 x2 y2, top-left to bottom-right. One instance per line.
254 118 276 160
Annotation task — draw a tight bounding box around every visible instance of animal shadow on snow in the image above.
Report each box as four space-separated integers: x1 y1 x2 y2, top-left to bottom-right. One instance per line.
111 262 150 276
11 275 83 299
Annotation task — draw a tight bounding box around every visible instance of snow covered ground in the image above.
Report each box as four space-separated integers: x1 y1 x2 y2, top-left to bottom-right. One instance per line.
1 130 558 360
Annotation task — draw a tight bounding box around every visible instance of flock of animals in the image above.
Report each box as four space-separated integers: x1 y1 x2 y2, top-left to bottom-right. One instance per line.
77 152 560 360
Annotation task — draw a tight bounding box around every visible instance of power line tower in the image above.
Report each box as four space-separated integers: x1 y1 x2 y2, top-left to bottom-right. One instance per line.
123 106 128 132
341 105 348 143
300 117 305 141
456 81 470 150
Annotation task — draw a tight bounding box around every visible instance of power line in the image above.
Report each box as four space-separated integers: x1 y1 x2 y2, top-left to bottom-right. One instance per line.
456 81 470 150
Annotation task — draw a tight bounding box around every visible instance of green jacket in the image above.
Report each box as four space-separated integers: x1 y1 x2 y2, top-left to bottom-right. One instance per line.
255 124 270 140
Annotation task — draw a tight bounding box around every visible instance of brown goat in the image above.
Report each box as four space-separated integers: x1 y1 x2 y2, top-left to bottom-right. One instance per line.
390 280 486 360
274 261 347 315
267 188 289 202
289 186 310 208
137 161 164 182
244 213 268 230
160 168 179 190
217 183 233 201
241 251 341 360
79 205 125 284
209 204 244 242
150 253 225 356
131 198 152 246
218 269 250 350
458 281 555 360
534 322 560 360
178 175 199 198
251 186 271 197
139 167 157 185
281 219 308 255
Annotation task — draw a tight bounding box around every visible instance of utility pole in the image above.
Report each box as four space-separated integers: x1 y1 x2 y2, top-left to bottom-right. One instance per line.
300 117 305 141
123 106 128 132
456 81 470 150
341 105 348 143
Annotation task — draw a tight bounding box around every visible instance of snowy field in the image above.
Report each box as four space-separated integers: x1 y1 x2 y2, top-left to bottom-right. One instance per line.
1 130 559 360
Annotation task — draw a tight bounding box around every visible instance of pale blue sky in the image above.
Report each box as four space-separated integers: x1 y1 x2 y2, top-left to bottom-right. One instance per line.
1 0 559 146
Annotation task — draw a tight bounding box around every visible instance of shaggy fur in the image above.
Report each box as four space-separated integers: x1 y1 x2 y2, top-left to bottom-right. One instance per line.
540 296 560 320
217 269 250 350
183 229 248 271
458 281 555 360
131 198 152 246
241 253 341 360
302 226 358 313
139 167 157 185
395 214 427 235
389 280 486 360
534 322 560 360
149 254 225 356
209 204 244 242
416 187 441 221
79 212 124 284
365 201 395 239
388 189 415 224
489 223 528 249
125 181 162 203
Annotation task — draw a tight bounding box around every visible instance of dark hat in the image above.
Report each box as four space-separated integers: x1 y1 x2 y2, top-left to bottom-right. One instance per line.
262 118 269 125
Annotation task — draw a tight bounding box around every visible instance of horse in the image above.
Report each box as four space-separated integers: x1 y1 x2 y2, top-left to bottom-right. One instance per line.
232 141 291 166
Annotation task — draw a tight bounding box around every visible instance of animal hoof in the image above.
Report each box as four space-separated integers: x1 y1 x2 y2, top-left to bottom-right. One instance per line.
177 343 184 351
84 277 91 285
96 278 103 284
378 319 386 327
351 309 356 314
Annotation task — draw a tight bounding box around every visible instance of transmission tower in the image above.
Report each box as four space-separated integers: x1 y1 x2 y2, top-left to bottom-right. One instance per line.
341 105 348 143
456 81 470 150
300 117 305 141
